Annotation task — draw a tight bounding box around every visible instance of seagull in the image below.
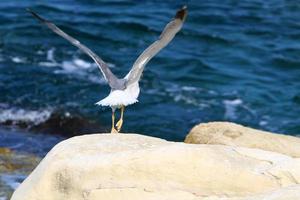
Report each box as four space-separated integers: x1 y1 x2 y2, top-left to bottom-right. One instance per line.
28 6 187 133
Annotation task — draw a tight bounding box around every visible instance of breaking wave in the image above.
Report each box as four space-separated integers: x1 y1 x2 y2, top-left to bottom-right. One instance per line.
223 99 243 119
0 105 104 137
37 48 112 84
0 107 52 127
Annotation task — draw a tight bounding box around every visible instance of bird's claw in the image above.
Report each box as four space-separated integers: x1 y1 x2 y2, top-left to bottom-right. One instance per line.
111 127 119 134
116 119 123 132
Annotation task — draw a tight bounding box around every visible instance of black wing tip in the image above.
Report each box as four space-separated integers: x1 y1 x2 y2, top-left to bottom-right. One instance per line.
26 8 47 23
175 5 188 21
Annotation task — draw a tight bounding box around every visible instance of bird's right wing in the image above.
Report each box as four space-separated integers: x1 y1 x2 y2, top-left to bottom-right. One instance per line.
28 9 123 89
124 6 187 86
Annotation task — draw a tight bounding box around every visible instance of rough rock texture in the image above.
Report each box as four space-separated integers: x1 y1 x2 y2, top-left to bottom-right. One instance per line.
202 185 300 200
11 134 300 200
185 122 300 157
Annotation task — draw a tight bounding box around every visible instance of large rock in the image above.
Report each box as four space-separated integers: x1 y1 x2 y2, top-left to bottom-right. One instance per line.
11 134 300 200
203 185 300 200
185 122 300 157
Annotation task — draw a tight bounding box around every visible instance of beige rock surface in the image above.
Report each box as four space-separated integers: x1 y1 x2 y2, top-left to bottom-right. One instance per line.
185 122 300 157
11 134 300 200
203 185 300 200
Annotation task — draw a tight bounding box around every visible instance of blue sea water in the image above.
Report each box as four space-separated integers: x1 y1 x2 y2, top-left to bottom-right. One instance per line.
0 0 300 154
1 0 300 198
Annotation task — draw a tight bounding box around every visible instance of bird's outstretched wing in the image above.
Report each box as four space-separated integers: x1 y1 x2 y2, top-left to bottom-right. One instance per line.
28 9 124 90
124 6 187 86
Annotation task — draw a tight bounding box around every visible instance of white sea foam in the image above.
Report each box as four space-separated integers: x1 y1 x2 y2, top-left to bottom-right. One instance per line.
38 48 59 67
259 120 268 126
0 174 26 190
0 108 52 126
181 86 198 91
47 48 55 62
173 94 210 109
55 58 105 84
36 50 44 55
259 115 270 127
11 56 26 63
60 58 96 72
38 48 107 84
107 62 116 68
38 61 59 67
86 74 106 84
73 58 95 69
223 99 243 119
164 84 210 109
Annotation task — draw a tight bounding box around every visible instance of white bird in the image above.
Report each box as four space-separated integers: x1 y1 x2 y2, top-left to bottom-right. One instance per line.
28 6 187 133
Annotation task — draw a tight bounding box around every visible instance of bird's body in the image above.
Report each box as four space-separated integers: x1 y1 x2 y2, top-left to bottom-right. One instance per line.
29 6 187 133
96 82 140 107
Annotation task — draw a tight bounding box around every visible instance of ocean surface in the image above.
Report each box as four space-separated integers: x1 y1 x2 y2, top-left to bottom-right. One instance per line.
0 0 300 197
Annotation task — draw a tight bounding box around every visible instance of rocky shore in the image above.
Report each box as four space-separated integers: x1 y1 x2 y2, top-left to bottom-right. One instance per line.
11 122 300 200
0 148 40 199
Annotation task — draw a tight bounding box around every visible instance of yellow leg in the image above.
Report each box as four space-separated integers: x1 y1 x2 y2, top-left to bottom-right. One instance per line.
111 110 118 134
116 105 125 133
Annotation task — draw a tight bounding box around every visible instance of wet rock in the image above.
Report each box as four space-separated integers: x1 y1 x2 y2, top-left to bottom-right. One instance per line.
31 112 104 137
0 148 40 200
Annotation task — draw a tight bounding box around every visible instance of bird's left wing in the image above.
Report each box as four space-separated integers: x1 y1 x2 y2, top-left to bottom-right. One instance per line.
124 6 187 86
28 9 124 90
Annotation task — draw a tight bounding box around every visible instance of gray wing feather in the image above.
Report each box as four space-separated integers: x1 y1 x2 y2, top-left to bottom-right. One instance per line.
28 9 123 89
124 6 187 86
